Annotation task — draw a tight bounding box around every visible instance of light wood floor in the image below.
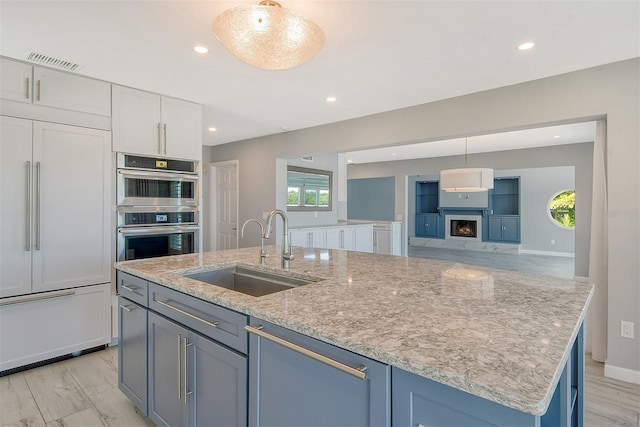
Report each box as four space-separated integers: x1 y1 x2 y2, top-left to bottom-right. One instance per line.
1 346 638 426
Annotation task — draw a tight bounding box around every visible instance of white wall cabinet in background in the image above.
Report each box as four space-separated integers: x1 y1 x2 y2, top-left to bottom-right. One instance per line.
112 85 202 160
0 58 111 116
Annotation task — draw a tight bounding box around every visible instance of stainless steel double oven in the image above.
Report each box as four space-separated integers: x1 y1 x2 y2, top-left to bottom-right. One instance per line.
116 153 199 261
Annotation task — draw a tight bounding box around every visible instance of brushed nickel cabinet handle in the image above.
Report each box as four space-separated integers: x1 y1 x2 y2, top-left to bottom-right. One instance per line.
0 290 75 307
156 299 219 329
163 123 167 155
177 334 182 400
25 77 30 99
26 161 31 250
157 123 162 154
121 284 142 295
35 161 41 250
182 337 193 404
36 80 41 101
245 325 368 381
119 304 136 312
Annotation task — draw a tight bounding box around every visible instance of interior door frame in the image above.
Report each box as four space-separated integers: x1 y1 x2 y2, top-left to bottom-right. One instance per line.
208 160 239 251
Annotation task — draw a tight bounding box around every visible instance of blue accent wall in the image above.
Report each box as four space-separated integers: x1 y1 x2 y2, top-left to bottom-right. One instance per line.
347 177 395 221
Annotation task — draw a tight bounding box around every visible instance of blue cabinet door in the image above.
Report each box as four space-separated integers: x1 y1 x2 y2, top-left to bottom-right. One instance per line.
502 216 520 242
148 312 188 427
118 297 148 415
248 321 390 427
416 214 440 238
488 216 503 241
189 332 247 427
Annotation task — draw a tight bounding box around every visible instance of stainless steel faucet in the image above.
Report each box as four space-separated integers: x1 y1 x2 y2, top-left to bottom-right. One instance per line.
264 209 294 270
241 219 268 266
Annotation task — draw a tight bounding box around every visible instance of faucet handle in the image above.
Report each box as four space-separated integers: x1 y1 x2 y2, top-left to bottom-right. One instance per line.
283 253 295 261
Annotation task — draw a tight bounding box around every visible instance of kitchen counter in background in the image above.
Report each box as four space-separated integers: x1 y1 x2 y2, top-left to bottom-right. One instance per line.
115 246 592 416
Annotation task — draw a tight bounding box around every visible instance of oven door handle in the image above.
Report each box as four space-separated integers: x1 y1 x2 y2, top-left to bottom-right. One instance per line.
118 169 199 182
118 225 200 236
116 205 199 214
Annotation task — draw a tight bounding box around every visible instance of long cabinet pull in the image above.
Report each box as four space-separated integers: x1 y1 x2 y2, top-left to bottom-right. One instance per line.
0 290 75 307
119 304 136 312
156 299 220 329
25 77 30 99
182 337 193 404
121 284 141 295
36 80 41 101
177 334 182 400
157 123 162 154
163 124 167 155
35 161 41 250
245 325 368 381
25 161 31 251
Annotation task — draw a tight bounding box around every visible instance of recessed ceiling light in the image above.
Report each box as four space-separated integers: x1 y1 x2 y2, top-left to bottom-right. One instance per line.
347 159 353 164
194 46 209 54
391 153 397 156
517 42 535 51
326 96 337 103
553 135 560 139
208 127 217 132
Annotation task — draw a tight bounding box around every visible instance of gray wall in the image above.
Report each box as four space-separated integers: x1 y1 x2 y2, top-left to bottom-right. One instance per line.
209 59 639 374
347 177 395 221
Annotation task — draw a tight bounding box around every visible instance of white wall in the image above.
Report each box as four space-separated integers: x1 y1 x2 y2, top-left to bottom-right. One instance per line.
209 59 639 375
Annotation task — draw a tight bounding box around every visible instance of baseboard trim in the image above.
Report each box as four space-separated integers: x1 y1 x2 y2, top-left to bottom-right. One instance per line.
604 362 640 384
519 249 575 257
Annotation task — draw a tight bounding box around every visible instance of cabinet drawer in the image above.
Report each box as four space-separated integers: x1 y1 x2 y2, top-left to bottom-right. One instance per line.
117 271 148 307
149 283 248 354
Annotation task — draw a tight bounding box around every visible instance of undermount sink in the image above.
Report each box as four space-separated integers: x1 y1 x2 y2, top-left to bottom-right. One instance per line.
182 266 318 297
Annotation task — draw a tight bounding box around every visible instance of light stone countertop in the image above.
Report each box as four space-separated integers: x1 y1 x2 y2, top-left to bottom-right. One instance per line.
115 246 593 416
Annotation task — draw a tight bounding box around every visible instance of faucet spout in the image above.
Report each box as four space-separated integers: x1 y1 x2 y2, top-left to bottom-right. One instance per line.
241 219 268 266
265 209 294 270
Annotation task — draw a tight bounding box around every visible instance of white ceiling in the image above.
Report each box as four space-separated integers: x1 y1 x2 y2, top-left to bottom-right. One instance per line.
1 1 638 149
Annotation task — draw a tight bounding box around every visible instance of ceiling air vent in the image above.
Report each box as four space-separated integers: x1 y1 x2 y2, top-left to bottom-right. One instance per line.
23 51 82 72
301 156 314 162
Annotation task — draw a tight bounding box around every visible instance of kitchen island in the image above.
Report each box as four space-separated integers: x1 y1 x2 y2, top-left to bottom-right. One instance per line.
115 246 592 426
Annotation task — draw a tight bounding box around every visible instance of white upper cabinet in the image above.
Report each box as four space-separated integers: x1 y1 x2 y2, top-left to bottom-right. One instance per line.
112 85 202 160
0 58 111 116
0 59 33 103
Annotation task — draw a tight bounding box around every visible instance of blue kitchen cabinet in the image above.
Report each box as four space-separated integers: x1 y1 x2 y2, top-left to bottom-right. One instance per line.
393 325 585 427
488 215 520 243
247 320 390 427
416 213 441 238
148 311 248 427
118 296 148 416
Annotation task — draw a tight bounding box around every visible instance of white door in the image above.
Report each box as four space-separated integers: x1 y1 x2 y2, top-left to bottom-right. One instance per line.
112 85 161 156
0 58 32 103
31 122 111 292
213 162 238 250
0 116 33 297
162 96 202 161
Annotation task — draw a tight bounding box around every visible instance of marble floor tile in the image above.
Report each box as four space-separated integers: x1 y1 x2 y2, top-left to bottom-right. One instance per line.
62 351 118 398
89 387 152 427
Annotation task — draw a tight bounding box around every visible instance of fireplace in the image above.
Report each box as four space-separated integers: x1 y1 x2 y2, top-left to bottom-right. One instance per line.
451 219 477 238
445 215 483 241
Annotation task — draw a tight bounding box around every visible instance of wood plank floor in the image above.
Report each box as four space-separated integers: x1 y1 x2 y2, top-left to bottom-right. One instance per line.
1 345 638 426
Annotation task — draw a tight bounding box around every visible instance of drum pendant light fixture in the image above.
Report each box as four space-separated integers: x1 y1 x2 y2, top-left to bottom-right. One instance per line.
440 138 494 192
213 1 325 71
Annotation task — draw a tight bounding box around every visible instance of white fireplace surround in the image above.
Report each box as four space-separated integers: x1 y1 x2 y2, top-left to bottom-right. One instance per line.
445 215 483 241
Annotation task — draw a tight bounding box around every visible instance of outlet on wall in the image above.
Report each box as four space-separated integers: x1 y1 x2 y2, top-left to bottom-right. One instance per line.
621 320 635 339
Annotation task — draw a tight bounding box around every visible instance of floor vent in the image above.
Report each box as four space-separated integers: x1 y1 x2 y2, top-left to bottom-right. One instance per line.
0 345 106 377
23 51 82 72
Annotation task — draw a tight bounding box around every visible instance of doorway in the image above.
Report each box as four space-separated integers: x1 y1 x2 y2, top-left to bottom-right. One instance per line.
209 160 239 251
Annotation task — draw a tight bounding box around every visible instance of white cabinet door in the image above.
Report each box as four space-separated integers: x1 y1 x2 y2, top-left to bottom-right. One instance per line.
0 58 32 103
327 228 355 250
162 96 202 161
290 229 310 248
31 122 111 292
309 229 326 249
0 116 33 297
354 226 373 253
112 85 162 156
33 67 111 116
374 229 391 254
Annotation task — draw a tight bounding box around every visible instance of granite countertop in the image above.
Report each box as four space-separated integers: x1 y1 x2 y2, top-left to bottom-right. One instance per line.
115 246 593 416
